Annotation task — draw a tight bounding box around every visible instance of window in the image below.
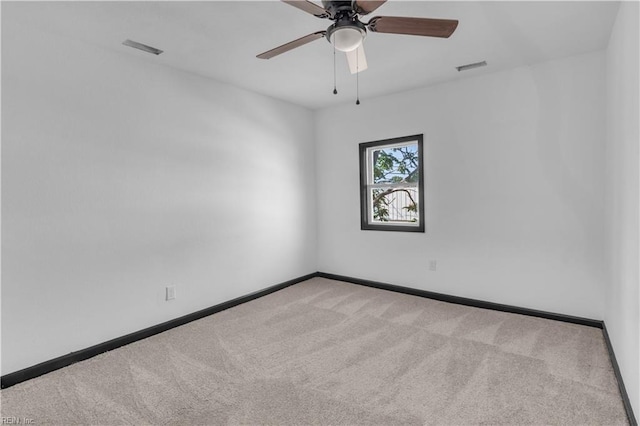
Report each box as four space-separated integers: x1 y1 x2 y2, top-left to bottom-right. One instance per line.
359 134 424 232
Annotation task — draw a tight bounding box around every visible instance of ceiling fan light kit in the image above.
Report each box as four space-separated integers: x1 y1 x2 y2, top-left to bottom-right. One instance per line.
328 22 366 52
257 0 459 104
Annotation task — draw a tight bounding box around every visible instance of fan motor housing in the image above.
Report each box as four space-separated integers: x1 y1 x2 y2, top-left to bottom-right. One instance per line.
321 1 356 17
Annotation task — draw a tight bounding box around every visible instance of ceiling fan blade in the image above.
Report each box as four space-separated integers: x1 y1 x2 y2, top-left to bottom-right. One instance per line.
353 0 387 15
368 16 459 38
346 45 368 74
281 0 331 18
257 31 326 59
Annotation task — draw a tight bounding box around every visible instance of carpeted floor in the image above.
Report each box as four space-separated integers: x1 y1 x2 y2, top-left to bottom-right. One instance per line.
0 277 629 425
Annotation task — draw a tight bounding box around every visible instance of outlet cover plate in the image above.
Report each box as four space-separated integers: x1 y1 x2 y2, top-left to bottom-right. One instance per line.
166 286 176 301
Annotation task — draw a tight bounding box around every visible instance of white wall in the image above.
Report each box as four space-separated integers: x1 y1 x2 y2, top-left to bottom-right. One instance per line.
3 7 636 416
316 51 607 320
605 1 640 417
1 14 317 374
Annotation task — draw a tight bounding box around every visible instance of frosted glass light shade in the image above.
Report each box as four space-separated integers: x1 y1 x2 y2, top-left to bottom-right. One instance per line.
330 27 364 52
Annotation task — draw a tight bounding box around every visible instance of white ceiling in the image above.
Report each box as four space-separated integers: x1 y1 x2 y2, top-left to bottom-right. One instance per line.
4 1 620 109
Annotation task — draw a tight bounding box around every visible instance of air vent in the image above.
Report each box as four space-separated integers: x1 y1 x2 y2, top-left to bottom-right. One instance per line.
122 39 163 55
456 61 487 72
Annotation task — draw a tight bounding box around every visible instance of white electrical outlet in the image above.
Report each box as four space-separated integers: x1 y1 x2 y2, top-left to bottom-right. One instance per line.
166 285 176 301
429 260 437 271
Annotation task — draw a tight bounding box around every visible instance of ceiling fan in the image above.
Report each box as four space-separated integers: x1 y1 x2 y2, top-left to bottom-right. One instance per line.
257 0 459 74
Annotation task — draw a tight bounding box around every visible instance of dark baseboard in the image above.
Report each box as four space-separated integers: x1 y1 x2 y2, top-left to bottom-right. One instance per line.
317 272 603 328
4 270 636 426
602 323 638 426
0 272 318 389
319 272 637 425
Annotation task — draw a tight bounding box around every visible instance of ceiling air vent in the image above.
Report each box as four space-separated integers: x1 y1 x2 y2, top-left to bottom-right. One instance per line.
122 39 163 55
456 60 487 72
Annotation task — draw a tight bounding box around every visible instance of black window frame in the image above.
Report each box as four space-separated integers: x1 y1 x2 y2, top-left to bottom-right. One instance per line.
359 134 425 232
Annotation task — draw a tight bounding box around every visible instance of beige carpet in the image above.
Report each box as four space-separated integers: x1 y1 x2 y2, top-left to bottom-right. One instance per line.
0 277 629 425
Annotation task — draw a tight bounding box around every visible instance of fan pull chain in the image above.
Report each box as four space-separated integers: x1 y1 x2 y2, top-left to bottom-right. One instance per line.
332 41 338 95
356 48 361 105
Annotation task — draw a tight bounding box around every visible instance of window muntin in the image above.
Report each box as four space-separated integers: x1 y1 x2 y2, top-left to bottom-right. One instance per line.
359 135 424 232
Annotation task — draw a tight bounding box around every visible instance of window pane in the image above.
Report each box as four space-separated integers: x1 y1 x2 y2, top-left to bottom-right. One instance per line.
359 134 424 232
371 143 419 185
370 187 419 224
